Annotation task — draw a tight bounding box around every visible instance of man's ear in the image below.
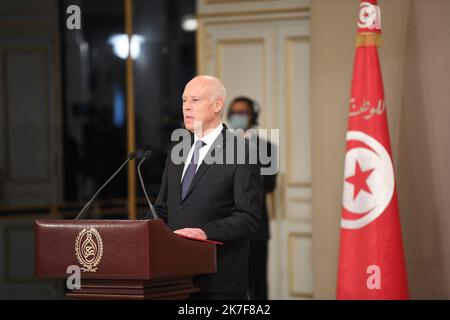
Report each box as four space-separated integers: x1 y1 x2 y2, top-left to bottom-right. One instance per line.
214 96 224 113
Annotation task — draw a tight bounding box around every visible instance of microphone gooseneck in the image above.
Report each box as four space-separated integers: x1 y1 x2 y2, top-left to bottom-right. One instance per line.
137 150 159 220
74 152 137 220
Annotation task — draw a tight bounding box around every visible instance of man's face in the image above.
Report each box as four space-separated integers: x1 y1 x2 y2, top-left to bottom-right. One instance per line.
182 79 217 132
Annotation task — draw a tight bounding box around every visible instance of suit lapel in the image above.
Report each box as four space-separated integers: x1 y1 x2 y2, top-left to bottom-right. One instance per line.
181 127 227 202
174 162 184 203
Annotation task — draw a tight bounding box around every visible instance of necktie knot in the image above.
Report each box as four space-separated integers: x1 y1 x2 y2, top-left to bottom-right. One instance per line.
195 140 206 150
192 140 205 165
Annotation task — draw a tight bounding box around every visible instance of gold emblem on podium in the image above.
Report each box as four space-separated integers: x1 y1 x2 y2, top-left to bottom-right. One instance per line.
75 227 103 272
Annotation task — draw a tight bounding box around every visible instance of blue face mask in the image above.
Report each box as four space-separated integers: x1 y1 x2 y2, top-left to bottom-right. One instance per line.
229 114 249 130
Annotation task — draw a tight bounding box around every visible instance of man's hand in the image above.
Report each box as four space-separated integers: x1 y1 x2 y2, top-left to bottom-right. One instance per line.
174 228 207 240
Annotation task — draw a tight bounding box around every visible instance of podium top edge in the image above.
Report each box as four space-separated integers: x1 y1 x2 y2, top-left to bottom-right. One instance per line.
34 219 164 226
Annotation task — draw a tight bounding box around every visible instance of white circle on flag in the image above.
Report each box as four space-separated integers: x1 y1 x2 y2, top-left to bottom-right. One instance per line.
341 131 395 229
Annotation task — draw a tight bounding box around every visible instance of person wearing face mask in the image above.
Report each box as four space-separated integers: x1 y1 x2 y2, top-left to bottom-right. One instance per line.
227 97 278 300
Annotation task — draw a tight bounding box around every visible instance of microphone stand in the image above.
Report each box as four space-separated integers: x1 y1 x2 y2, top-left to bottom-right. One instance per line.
137 151 159 220
75 152 136 220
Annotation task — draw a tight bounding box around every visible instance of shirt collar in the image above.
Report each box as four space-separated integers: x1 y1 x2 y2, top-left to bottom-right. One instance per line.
194 123 224 147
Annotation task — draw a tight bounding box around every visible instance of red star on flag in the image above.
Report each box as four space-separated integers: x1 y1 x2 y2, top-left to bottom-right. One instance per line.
345 160 375 200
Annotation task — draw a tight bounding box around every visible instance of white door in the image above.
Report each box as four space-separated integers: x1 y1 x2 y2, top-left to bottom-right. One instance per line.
197 0 313 299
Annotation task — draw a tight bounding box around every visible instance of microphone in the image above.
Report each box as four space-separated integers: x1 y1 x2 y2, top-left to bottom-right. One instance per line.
137 150 159 220
75 151 137 220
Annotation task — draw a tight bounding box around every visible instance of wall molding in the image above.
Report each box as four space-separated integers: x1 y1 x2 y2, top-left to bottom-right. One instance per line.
288 232 314 298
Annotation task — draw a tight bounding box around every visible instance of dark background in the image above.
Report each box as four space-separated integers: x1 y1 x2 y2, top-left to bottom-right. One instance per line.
0 0 196 298
62 0 196 206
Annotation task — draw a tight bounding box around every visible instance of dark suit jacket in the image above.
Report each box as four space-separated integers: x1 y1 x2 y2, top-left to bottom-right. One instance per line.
154 125 263 294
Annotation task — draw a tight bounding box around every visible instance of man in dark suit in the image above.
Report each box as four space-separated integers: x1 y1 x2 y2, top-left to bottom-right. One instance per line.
154 75 263 300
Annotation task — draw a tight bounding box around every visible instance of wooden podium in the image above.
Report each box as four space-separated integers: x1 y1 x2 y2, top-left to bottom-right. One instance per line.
34 219 217 300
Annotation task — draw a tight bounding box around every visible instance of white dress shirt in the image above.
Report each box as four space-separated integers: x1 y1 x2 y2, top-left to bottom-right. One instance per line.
181 123 224 182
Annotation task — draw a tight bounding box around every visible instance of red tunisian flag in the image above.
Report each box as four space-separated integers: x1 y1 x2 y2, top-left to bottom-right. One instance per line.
336 0 409 299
